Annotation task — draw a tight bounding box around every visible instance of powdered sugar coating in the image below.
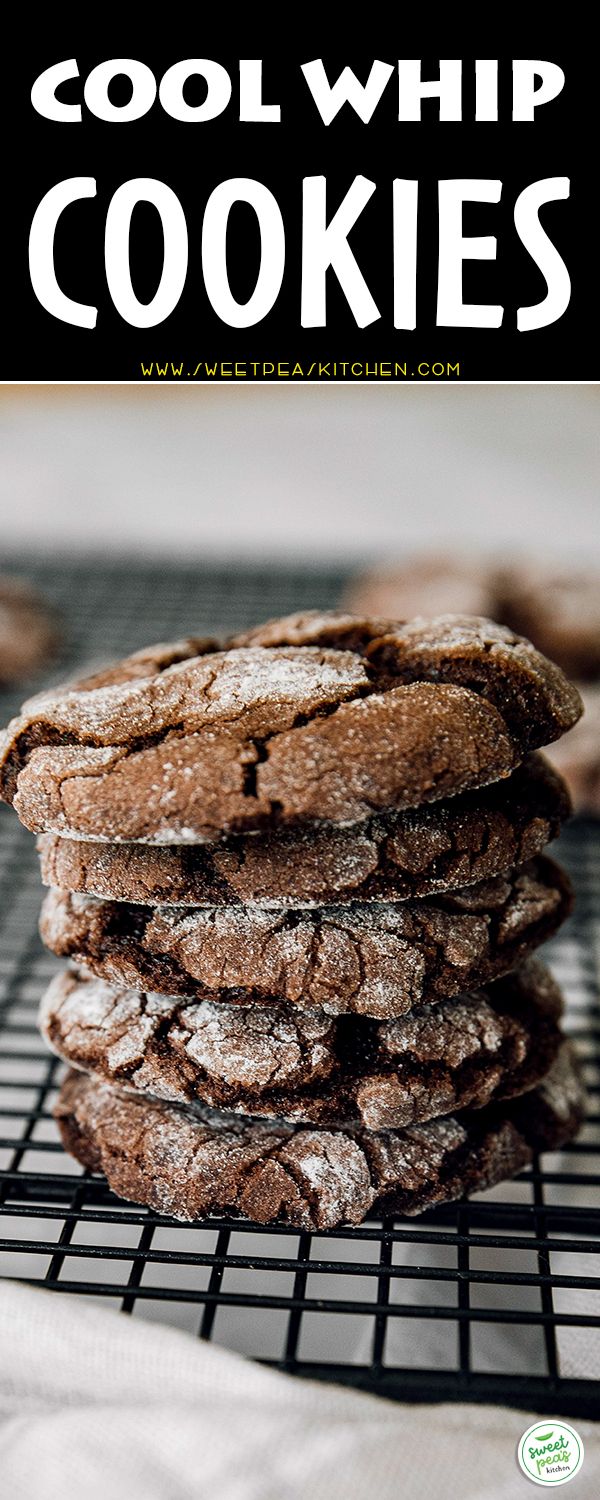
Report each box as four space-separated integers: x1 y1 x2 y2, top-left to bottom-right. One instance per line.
54 1040 585 1226
41 960 564 1130
36 755 570 906
1 611 582 841
39 856 572 1018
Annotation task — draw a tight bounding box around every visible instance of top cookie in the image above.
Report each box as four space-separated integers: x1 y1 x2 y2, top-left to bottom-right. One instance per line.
36 755 570 907
346 557 493 623
0 611 581 843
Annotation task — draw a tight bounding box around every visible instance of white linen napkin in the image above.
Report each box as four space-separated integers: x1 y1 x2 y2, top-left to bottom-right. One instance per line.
0 1281 598 1500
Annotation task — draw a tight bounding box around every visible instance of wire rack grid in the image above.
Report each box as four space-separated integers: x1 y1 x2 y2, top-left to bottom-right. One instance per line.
0 558 599 1418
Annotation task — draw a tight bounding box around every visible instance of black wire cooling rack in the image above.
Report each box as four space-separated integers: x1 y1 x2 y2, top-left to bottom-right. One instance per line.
0 557 599 1418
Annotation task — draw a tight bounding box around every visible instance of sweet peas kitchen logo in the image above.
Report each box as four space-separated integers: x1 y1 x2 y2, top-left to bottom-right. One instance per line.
518 1421 584 1485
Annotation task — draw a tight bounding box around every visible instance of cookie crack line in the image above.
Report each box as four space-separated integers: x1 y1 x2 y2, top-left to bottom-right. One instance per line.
119 1023 559 1130
0 649 373 801
39 856 572 1019
240 1145 325 1225
8 686 516 839
367 1120 507 1217
34 755 571 908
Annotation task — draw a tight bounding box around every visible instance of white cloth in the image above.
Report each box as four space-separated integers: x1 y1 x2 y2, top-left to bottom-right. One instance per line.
0 1281 598 1500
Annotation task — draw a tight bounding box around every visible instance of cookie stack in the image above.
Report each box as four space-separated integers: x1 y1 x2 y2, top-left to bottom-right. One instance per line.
0 611 587 1230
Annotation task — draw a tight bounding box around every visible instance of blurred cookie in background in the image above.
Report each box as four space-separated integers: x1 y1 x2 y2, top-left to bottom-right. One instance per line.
544 685 600 818
494 563 600 681
344 554 600 815
345 555 492 621
0 576 60 685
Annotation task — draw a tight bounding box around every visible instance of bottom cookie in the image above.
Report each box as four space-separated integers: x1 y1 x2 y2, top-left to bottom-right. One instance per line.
55 1041 585 1230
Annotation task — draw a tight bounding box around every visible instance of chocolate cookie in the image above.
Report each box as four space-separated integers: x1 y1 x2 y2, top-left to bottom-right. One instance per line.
0 576 59 684
37 755 570 907
0 612 581 842
41 961 564 1130
54 1041 585 1227
39 857 572 1019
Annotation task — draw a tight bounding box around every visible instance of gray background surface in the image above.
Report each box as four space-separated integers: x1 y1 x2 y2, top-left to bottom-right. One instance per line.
0 385 597 560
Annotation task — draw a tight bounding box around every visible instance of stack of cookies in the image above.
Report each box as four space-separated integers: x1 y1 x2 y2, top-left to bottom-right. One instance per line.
0 611 587 1230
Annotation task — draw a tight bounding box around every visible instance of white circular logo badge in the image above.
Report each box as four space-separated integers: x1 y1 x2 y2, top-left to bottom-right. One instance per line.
518 1420 584 1485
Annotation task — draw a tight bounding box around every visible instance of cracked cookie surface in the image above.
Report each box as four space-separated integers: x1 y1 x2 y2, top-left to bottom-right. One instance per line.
0 611 581 842
41 960 565 1130
40 856 572 1018
54 1040 585 1227
37 755 570 907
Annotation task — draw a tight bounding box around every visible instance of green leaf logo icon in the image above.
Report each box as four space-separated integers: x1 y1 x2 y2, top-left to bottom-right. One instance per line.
536 1432 554 1442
